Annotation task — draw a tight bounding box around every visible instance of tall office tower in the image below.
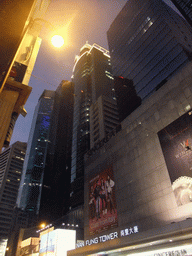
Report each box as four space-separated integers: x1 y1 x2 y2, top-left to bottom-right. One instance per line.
107 0 192 102
39 81 74 221
17 81 74 223
71 43 114 209
0 141 26 256
170 0 192 27
90 95 119 149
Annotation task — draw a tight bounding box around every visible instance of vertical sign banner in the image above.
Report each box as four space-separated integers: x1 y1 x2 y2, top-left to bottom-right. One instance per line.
158 110 192 206
89 166 118 235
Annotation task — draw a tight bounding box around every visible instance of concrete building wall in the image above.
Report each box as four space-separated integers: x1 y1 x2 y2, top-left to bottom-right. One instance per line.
84 61 192 240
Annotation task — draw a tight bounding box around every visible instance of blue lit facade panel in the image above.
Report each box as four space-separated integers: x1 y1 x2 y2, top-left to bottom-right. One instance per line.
17 94 55 215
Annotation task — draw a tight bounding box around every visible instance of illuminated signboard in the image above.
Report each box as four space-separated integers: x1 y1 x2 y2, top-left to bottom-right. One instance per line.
39 229 76 256
77 240 192 256
158 110 192 206
132 244 192 256
76 225 139 248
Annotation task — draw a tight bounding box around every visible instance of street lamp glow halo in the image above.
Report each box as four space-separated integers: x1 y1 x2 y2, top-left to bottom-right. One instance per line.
51 35 64 48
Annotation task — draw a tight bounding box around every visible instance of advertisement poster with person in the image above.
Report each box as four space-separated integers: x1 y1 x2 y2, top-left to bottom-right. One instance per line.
158 110 192 206
89 166 118 235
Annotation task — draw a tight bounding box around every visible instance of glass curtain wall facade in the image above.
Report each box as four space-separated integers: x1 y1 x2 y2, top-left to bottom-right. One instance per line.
17 90 55 217
107 0 192 101
38 81 74 221
170 0 192 26
17 81 74 223
71 43 114 208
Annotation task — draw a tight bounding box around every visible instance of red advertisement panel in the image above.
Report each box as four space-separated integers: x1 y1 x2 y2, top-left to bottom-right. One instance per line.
89 166 118 235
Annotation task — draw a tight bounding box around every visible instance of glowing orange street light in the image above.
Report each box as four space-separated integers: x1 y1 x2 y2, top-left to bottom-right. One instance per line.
51 35 64 48
40 222 46 229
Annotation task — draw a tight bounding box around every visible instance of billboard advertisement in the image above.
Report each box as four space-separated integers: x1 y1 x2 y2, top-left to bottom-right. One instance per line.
89 166 118 235
39 230 55 256
39 229 76 256
158 110 192 206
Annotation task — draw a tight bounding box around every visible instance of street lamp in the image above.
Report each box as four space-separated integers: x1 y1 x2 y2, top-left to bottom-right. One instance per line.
51 35 64 48
14 223 51 256
0 15 65 151
0 16 64 93
31 18 65 48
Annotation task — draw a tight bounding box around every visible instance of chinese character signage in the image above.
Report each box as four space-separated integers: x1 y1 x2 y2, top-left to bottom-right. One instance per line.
89 166 118 235
120 225 139 237
76 226 139 248
158 110 192 206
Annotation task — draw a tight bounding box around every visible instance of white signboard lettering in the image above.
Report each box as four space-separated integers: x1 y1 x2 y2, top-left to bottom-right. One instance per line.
76 226 139 248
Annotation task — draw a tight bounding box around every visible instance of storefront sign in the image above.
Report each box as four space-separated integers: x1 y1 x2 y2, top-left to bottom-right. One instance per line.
154 249 187 256
120 225 139 237
76 225 139 248
146 245 192 256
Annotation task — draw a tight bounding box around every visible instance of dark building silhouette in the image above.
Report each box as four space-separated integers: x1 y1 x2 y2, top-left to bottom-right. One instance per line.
70 43 114 209
107 0 192 101
17 81 74 223
170 0 192 27
114 76 141 122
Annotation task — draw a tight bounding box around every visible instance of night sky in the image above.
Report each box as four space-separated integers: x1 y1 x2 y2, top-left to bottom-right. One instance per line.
11 0 179 145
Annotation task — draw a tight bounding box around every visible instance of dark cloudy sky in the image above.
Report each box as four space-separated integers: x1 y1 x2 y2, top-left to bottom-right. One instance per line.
11 0 179 145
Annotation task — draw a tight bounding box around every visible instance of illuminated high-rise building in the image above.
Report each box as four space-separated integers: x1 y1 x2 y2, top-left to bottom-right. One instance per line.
71 43 115 209
0 141 26 256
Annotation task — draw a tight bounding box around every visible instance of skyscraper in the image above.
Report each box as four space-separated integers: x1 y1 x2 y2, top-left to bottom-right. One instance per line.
17 81 74 222
71 43 115 209
170 0 192 26
107 0 192 101
0 141 26 255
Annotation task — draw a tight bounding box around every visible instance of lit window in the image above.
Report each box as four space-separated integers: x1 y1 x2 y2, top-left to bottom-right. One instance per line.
149 21 153 26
